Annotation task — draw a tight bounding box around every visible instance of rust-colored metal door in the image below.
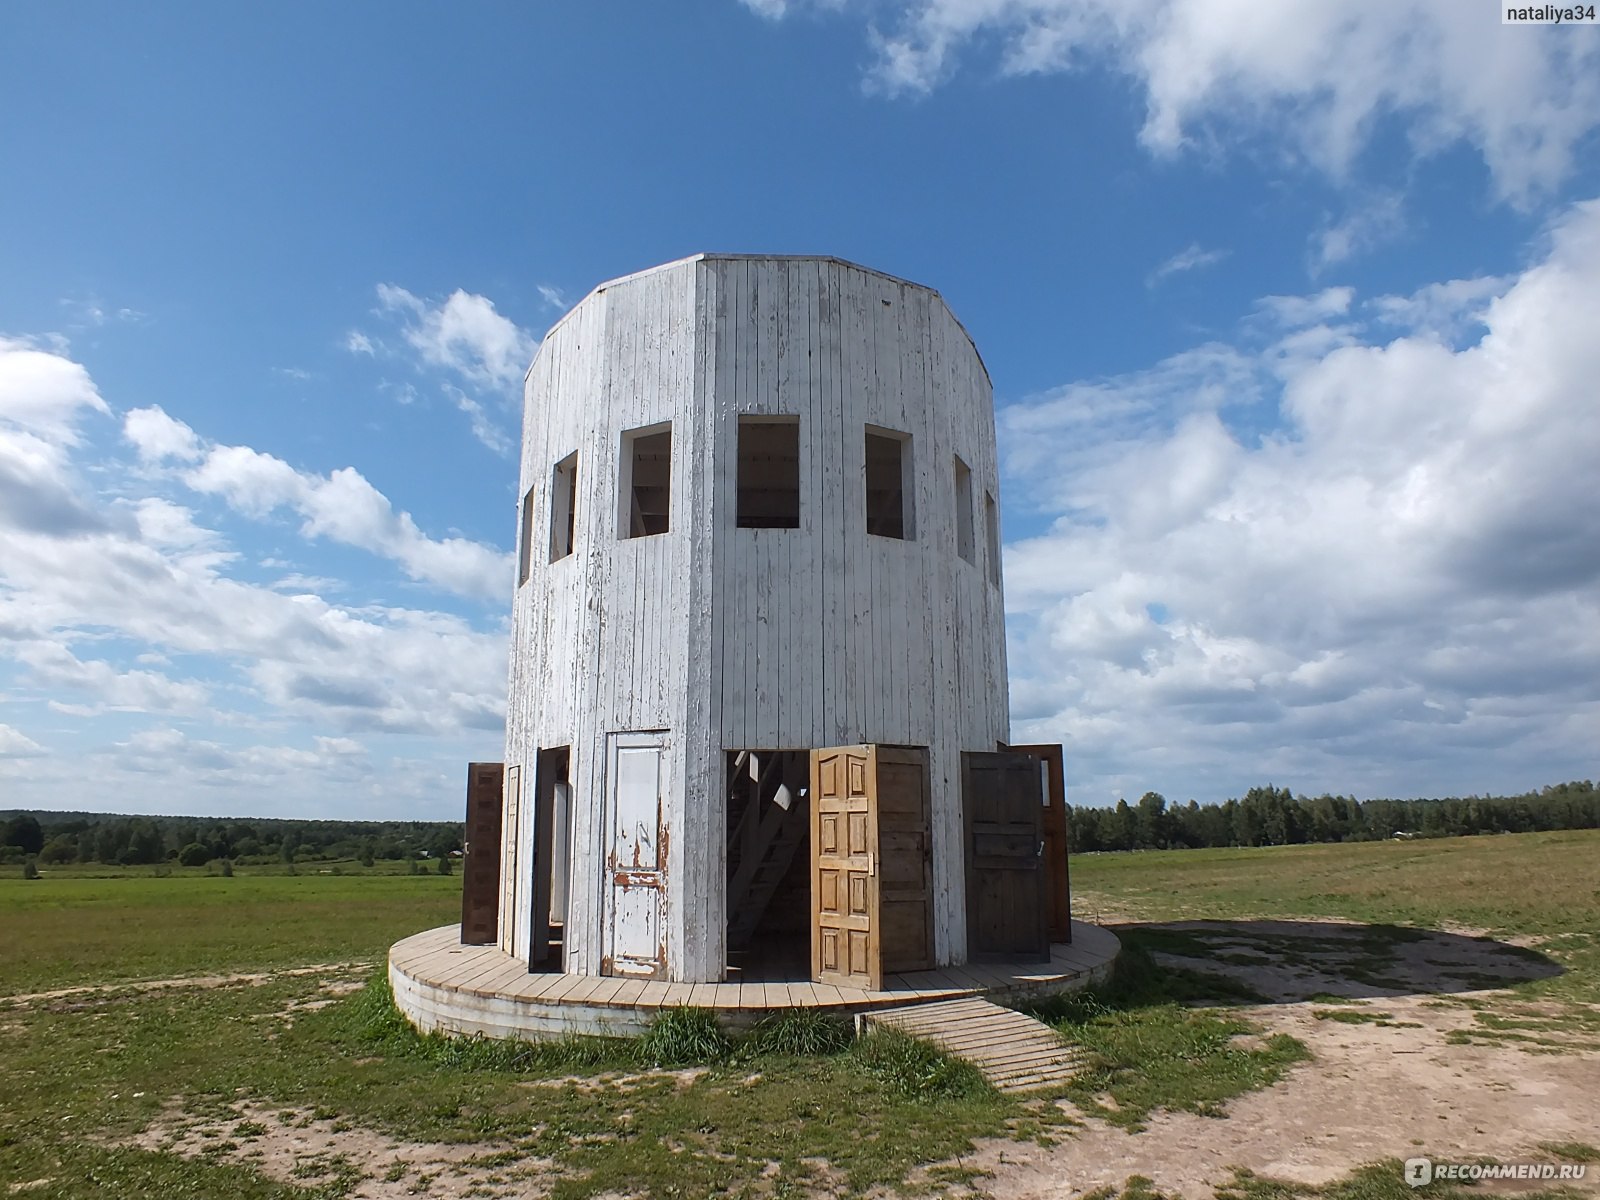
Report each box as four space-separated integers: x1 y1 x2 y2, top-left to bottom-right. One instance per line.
962 751 1048 962
460 762 503 946
810 744 881 990
875 745 934 975
1009 743 1071 943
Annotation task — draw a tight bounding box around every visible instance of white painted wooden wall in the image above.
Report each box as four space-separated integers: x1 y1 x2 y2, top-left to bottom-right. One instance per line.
501 256 1009 982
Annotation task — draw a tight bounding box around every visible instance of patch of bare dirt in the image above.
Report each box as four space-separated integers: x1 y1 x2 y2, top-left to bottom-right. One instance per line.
962 994 1600 1199
125 1102 557 1199
0 962 372 1008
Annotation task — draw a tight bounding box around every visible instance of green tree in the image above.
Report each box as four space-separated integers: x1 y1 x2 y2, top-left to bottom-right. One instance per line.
177 842 211 867
2 815 44 856
38 834 77 865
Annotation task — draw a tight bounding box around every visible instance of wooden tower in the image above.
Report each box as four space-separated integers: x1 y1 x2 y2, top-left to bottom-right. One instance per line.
477 255 1068 987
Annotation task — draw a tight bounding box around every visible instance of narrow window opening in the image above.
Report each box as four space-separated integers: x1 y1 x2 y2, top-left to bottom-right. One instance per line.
549 451 577 561
865 426 914 540
737 417 800 529
517 484 536 584
953 455 975 563
620 424 672 538
985 491 1001 585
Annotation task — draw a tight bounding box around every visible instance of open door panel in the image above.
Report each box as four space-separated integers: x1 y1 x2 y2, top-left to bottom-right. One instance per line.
1008 743 1071 943
810 745 881 991
461 762 503 946
962 751 1049 962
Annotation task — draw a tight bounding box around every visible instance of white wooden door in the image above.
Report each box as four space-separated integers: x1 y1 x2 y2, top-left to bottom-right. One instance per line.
602 731 667 978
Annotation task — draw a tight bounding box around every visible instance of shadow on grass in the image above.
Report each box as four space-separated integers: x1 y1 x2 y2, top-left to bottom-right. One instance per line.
1102 919 1563 1005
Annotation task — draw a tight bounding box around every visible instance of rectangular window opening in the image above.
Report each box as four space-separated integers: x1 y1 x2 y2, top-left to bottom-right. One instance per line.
865 426 914 540
517 484 536 585
953 456 975 563
985 491 1001 586
550 451 577 561
620 424 672 538
737 416 800 529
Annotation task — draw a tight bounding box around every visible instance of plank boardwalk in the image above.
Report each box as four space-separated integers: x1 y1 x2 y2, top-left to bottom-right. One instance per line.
862 997 1086 1093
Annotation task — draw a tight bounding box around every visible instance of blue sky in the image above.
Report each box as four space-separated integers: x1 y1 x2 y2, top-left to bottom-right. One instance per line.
2 2 1597 818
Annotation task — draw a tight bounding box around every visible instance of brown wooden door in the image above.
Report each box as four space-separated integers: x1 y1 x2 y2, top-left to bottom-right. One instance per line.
1009 744 1071 943
962 751 1048 962
810 745 881 990
461 762 503 945
876 746 934 975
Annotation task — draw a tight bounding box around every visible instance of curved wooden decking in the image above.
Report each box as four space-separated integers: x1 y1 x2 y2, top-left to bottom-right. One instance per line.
390 921 1120 1040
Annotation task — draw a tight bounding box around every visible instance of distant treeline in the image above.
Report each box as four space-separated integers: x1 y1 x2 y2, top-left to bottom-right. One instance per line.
0 809 463 868
1068 780 1599 853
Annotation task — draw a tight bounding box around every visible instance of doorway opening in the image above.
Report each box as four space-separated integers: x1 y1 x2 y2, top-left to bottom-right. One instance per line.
724 749 811 981
529 746 571 972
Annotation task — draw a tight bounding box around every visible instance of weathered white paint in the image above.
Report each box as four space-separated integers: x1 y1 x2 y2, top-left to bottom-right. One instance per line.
503 255 1008 982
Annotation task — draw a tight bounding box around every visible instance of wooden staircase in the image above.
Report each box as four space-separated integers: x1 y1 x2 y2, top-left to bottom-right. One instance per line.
726 752 809 951
863 997 1088 1093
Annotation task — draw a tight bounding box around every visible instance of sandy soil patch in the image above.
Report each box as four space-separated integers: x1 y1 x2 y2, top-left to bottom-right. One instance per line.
968 993 1600 1198
127 1102 557 1200
958 916 1597 1200
0 962 372 1009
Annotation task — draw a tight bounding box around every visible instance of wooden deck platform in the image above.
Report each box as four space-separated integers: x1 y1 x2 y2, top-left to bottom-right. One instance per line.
390 921 1120 1040
863 997 1088 1092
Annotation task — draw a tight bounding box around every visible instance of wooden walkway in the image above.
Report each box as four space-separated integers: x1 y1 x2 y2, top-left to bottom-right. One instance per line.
390 922 1119 1041
863 997 1087 1093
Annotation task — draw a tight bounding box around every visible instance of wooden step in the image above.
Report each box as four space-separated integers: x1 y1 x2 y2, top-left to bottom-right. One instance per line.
863 997 1086 1093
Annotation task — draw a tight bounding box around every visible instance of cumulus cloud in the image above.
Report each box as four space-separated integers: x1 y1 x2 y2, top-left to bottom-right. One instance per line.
374 284 537 390
1001 197 1600 803
0 337 114 537
767 0 1600 204
123 406 511 600
0 340 509 812
19 641 209 716
0 724 45 757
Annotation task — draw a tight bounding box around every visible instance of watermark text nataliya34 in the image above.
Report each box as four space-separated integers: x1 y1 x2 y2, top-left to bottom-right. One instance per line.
1503 4 1597 21
1405 1158 1589 1187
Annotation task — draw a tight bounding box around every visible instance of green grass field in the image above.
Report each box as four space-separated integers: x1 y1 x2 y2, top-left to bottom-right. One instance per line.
0 866 462 994
1 831 1595 1198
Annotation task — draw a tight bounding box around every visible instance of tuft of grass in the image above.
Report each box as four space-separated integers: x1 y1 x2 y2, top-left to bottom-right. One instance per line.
1083 1174 1182 1200
849 1027 991 1100
632 1006 732 1066
1313 1009 1394 1025
1215 1159 1589 1200
739 1008 854 1058
1539 1141 1600 1163
1021 943 1309 1130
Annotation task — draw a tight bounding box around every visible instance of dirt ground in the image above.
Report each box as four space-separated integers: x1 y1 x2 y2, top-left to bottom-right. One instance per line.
969 991 1599 1199
968 919 1600 1199
93 924 1600 1199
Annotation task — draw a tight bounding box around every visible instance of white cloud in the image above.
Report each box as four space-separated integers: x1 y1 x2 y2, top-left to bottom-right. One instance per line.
536 284 570 312
345 330 376 356
0 724 45 757
0 335 109 445
124 405 204 463
123 406 511 600
444 385 513 456
374 284 537 390
779 0 1600 204
1147 242 1229 287
1000 197 1600 803
18 641 209 715
1313 192 1406 271
0 340 509 814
